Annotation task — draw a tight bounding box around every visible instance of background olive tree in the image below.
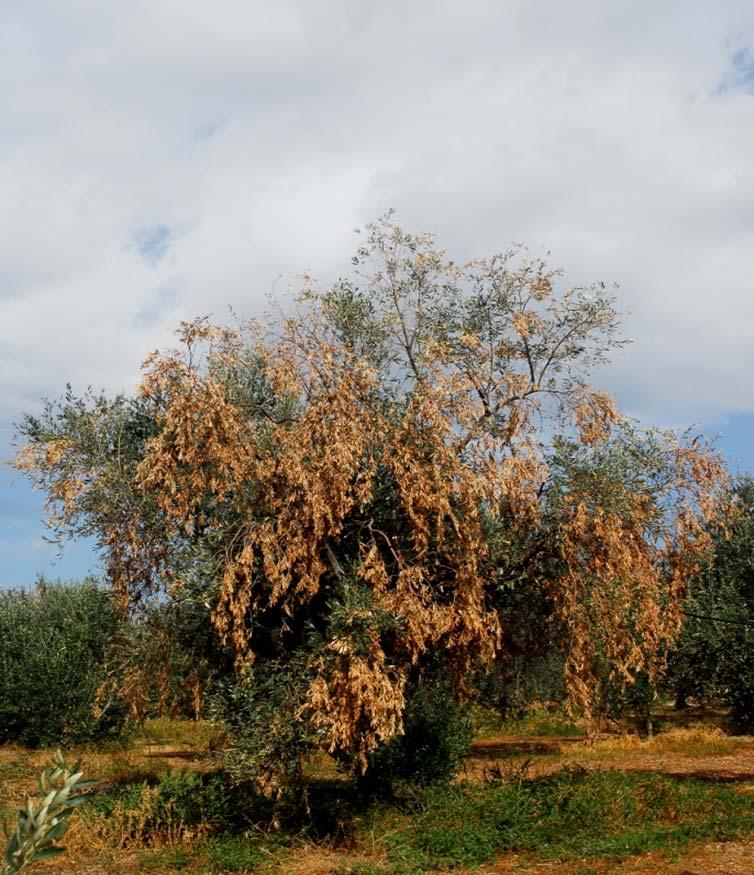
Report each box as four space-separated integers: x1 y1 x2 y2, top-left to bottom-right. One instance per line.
0 578 123 747
668 478 754 729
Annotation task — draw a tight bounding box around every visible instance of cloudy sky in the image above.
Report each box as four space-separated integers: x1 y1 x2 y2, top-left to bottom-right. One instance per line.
2 1 754 587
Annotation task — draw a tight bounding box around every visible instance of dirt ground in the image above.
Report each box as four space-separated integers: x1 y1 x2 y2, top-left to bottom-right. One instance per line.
468 840 754 874
465 735 754 783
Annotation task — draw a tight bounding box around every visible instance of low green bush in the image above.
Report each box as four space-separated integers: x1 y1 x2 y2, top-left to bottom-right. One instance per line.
91 768 269 838
152 770 258 832
360 679 473 794
0 576 123 747
209 657 318 790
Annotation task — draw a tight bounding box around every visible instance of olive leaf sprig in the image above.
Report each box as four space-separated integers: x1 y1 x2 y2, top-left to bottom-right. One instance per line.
2 751 96 873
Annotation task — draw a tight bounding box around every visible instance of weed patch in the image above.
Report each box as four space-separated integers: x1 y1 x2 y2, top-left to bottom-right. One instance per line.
205 833 291 872
357 767 754 872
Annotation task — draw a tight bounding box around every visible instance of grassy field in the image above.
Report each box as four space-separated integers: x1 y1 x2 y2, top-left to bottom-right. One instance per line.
3 709 754 874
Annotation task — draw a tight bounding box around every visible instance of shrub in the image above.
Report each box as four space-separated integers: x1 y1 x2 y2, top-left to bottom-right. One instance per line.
360 679 473 793
90 768 274 846
0 576 123 747
209 658 318 793
152 770 244 831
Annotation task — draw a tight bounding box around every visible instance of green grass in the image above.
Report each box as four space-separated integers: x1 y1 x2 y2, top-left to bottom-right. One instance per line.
204 833 291 872
72 752 754 874
473 704 585 740
137 847 197 871
136 834 292 873
348 767 754 874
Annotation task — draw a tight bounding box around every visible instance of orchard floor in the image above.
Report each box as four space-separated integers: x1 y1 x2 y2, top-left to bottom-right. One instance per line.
4 709 754 874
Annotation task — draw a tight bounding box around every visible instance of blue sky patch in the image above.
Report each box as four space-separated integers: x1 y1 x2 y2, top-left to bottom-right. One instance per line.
135 224 173 265
717 46 754 94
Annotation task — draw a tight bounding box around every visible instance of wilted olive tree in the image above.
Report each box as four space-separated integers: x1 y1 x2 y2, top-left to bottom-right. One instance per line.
14 216 727 789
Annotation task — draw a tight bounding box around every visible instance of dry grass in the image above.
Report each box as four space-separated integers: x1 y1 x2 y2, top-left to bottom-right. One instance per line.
467 839 754 874
586 724 750 758
457 722 754 787
0 718 224 873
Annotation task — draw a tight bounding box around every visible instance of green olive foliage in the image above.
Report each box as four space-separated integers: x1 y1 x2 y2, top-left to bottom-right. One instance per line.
0 578 123 747
669 479 754 728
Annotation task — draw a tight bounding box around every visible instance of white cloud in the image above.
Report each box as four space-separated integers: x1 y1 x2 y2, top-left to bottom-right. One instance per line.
2 0 754 435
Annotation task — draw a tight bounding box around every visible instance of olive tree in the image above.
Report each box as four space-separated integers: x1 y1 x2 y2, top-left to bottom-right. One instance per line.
14 216 727 788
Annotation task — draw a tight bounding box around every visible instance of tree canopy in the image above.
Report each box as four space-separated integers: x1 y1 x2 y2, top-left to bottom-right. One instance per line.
669 478 754 727
14 216 728 787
